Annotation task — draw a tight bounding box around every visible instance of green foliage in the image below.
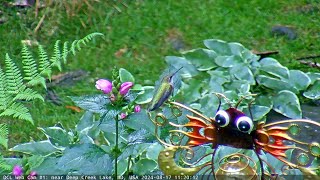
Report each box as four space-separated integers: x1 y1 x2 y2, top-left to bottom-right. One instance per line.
166 39 320 119
0 32 103 124
0 124 8 149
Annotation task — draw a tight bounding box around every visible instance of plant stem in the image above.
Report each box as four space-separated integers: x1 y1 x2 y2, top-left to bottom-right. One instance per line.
115 116 119 179
126 155 132 179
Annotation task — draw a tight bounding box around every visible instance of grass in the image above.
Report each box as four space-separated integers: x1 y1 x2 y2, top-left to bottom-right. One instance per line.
0 0 319 148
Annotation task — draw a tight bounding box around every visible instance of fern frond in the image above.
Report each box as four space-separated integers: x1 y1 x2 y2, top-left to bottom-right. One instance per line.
0 123 8 149
50 40 62 71
81 32 104 44
70 40 79 55
13 88 44 102
0 156 11 174
70 32 104 55
0 68 9 110
0 102 33 124
5 54 25 94
21 44 38 81
38 45 50 72
62 41 69 64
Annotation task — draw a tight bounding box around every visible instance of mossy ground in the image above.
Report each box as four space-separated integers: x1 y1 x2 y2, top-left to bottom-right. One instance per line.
0 0 319 147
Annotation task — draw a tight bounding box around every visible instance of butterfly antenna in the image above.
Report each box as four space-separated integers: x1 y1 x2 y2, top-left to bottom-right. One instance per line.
235 93 257 108
214 93 232 108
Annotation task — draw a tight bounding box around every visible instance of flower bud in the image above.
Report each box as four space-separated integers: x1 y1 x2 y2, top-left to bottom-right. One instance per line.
95 79 112 94
120 113 127 119
119 82 133 96
134 105 141 113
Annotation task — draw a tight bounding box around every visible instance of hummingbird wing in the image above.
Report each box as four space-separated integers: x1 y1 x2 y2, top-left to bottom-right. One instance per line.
148 83 173 111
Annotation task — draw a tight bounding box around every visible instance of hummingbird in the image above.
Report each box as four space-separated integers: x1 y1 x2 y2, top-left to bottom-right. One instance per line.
148 67 183 111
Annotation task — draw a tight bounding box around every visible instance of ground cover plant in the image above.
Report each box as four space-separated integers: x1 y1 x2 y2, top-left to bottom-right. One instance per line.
0 0 319 178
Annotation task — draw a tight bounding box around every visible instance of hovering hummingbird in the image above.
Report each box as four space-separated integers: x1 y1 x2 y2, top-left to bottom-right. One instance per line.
148 67 183 111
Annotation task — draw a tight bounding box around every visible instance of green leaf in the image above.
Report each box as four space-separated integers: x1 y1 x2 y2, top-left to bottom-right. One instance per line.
272 90 302 118
119 68 135 83
243 105 271 121
39 127 70 147
287 70 311 91
198 93 220 117
0 123 8 149
146 143 164 161
303 80 320 99
256 75 298 93
181 79 202 103
135 86 154 104
306 72 320 84
182 48 217 71
204 39 231 55
215 55 244 67
76 111 95 132
224 80 250 94
228 42 246 56
33 157 65 175
117 158 128 176
69 94 110 114
0 102 33 124
206 70 229 93
10 140 59 156
165 56 199 78
132 158 157 175
57 143 112 175
229 64 255 85
124 110 155 134
259 58 289 79
28 155 45 170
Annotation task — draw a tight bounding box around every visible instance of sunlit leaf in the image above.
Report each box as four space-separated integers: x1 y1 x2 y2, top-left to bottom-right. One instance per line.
256 75 298 93
259 58 289 79
204 39 231 55
183 48 217 71
214 55 244 67
119 68 135 83
303 80 320 99
10 140 59 156
165 56 199 78
135 86 154 104
287 70 311 91
272 90 302 118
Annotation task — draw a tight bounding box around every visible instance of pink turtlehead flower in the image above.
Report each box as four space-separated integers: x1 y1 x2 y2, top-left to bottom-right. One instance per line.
119 82 133 96
134 105 141 113
120 113 127 119
95 79 112 94
12 165 23 176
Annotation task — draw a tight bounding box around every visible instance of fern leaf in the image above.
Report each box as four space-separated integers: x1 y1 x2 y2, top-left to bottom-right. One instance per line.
82 32 104 43
62 41 69 64
5 54 26 94
70 40 79 55
0 68 9 110
50 40 62 71
0 123 8 149
38 45 50 72
13 88 44 102
0 102 33 124
21 44 38 81
0 156 11 173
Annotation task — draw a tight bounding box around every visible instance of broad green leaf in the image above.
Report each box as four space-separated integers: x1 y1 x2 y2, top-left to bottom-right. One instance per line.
207 70 230 84
229 65 255 85
180 79 202 103
146 143 164 161
303 80 320 99
75 111 94 132
124 110 155 134
119 68 135 83
39 127 70 147
259 58 289 79
256 75 298 93
57 144 112 175
255 95 273 108
272 90 302 118
198 93 220 117
33 157 65 175
287 70 311 91
165 56 199 78
117 158 128 176
135 86 154 104
28 155 45 170
183 48 217 71
69 95 110 114
224 80 250 94
228 42 245 56
204 39 231 55
132 158 157 175
306 72 320 84
10 140 59 156
214 55 244 67
243 105 271 121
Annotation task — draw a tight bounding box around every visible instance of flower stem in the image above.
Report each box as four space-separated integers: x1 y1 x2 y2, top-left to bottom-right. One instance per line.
126 155 132 179
115 116 119 179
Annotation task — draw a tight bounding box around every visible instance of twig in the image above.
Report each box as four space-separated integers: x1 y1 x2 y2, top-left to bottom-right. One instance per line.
296 55 320 61
252 50 279 60
298 60 320 69
34 14 46 34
